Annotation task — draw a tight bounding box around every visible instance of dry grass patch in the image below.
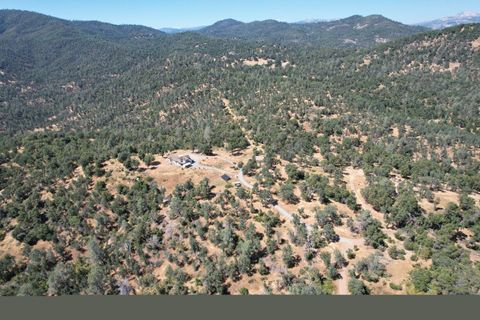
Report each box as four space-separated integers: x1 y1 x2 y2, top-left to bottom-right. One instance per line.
430 62 461 74
472 37 480 49
0 233 24 260
392 127 400 138
433 191 459 209
242 58 272 67
102 159 135 195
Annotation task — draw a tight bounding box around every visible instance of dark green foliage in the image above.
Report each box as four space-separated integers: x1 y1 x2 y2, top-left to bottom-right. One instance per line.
291 214 308 246
0 255 22 285
282 245 296 269
388 245 406 260
203 259 226 294
354 254 387 283
333 249 347 269
348 278 370 295
285 164 305 181
322 223 340 243
236 224 261 274
18 249 57 296
389 282 403 291
315 205 342 228
389 184 422 228
354 211 387 249
239 287 249 295
409 267 432 293
47 262 80 295
362 177 397 213
409 244 480 295
279 181 299 204
285 267 333 295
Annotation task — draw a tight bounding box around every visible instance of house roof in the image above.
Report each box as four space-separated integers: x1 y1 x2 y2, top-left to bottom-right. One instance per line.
169 155 194 163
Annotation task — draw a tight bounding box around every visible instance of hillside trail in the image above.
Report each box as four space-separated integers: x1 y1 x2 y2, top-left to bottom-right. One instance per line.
337 269 350 295
344 167 398 239
334 236 365 295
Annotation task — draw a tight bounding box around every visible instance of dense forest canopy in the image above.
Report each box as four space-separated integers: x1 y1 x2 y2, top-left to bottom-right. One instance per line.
0 10 479 295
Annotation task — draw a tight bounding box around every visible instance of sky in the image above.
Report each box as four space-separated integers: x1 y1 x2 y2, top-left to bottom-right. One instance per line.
1 0 479 29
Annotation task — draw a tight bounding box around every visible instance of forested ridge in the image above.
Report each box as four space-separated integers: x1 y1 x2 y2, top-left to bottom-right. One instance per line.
0 10 480 295
198 14 428 48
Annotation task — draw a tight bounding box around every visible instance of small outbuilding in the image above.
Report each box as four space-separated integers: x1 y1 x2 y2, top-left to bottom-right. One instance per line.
221 174 231 182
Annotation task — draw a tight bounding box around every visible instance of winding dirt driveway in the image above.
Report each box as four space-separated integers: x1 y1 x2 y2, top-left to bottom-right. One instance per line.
219 97 362 294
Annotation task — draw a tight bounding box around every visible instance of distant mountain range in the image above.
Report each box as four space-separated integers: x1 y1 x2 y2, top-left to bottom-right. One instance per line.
159 26 205 34
293 18 330 24
1 10 427 50
195 15 428 48
418 11 480 29
159 12 480 43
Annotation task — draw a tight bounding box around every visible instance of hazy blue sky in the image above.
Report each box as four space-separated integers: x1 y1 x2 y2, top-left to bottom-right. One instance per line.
1 0 479 28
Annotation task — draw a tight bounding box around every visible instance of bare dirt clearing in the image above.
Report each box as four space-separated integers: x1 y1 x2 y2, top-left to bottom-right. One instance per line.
143 149 252 194
472 37 480 49
147 156 229 194
242 58 272 66
0 233 24 260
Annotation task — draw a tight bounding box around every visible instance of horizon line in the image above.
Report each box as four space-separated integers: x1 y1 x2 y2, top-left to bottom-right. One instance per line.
0 8 478 30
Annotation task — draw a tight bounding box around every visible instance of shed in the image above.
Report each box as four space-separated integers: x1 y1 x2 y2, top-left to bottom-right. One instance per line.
221 174 231 182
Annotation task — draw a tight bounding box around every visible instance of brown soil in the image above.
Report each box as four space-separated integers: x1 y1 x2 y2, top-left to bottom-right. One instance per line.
242 58 272 67
0 233 24 260
472 38 480 49
433 191 459 209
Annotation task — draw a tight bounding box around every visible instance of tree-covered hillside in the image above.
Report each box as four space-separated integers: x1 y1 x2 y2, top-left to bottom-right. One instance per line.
0 10 479 296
